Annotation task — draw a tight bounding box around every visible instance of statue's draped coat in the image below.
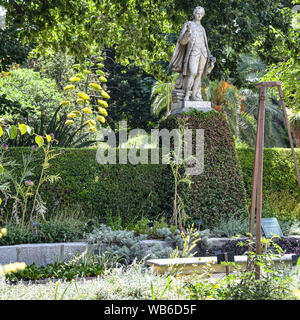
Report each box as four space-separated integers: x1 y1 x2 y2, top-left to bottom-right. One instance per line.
169 21 211 85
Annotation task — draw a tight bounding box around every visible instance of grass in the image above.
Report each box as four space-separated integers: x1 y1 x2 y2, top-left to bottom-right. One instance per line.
0 259 299 300
0 261 190 300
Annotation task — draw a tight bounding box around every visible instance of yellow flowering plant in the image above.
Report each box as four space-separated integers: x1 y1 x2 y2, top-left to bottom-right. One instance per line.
61 55 110 133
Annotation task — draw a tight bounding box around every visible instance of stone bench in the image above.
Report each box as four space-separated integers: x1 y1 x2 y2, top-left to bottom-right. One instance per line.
147 254 294 275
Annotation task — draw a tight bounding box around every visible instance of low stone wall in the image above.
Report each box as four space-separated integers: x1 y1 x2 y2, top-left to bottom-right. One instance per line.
1 236 299 267
0 240 175 267
0 242 88 267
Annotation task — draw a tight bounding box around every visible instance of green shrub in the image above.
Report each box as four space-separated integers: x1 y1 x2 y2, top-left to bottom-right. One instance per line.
0 216 94 245
0 27 32 71
33 52 75 90
237 147 300 194
262 191 300 221
0 68 63 142
0 223 38 245
2 128 299 228
5 249 107 283
133 218 151 236
237 147 300 221
160 110 249 227
86 224 183 265
2 147 174 228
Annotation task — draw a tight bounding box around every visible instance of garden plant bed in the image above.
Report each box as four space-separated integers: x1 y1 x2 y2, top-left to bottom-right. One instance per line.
1 236 300 268
197 235 300 257
6 273 103 286
6 272 104 286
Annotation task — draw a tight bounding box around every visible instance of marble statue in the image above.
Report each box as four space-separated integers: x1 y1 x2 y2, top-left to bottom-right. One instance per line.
169 6 216 113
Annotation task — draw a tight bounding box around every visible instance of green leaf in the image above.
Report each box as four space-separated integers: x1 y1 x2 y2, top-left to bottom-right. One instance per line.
0 126 3 138
0 164 4 175
8 125 18 140
46 134 52 143
35 135 44 148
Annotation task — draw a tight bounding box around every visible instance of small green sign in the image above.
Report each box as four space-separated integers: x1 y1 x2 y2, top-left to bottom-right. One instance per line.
261 218 283 238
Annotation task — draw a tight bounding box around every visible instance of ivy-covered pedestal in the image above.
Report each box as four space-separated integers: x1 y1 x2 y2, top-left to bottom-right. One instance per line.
160 109 248 227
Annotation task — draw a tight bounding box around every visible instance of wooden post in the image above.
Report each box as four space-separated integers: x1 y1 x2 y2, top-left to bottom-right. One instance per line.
248 85 266 272
247 81 300 279
248 92 263 248
254 84 266 279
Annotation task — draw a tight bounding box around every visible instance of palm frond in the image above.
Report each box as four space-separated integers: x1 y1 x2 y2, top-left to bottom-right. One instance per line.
237 54 266 83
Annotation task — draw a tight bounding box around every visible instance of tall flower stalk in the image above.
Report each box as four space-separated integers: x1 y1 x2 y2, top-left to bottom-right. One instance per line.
168 115 193 231
0 123 60 226
29 134 61 223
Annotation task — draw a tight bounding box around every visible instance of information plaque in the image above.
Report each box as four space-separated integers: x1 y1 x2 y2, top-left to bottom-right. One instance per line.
261 218 283 238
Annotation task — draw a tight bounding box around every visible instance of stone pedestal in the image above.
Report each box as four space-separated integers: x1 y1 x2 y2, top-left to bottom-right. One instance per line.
169 89 213 115
171 100 212 115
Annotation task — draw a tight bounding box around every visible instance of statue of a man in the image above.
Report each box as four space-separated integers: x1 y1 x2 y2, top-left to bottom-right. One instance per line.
169 6 216 102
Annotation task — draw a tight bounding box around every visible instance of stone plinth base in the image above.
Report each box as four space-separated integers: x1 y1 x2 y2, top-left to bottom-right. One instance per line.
169 100 213 115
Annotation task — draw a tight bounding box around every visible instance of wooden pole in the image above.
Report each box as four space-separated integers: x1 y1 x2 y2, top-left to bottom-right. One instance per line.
248 88 261 266
248 81 300 279
248 94 263 246
254 85 266 280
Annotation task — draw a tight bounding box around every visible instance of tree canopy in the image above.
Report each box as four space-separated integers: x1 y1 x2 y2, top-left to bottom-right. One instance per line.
0 0 295 82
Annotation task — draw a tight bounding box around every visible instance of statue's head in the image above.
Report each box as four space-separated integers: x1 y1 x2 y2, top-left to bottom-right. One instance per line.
193 6 205 20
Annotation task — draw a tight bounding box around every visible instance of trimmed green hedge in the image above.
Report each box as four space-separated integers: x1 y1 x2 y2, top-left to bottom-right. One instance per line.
3 111 300 227
237 147 300 195
3 147 174 227
160 110 248 226
237 147 300 221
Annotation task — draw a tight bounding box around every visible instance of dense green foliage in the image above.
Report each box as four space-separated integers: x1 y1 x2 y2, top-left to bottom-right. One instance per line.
0 26 32 71
1 0 294 81
0 218 93 245
238 148 300 195
238 147 300 221
160 110 249 227
2 114 299 227
32 52 76 91
104 48 156 131
261 37 300 111
0 68 62 128
5 257 105 283
2 147 174 227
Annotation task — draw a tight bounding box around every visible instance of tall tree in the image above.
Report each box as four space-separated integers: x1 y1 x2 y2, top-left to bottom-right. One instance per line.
0 0 294 82
103 48 156 132
260 5 299 110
